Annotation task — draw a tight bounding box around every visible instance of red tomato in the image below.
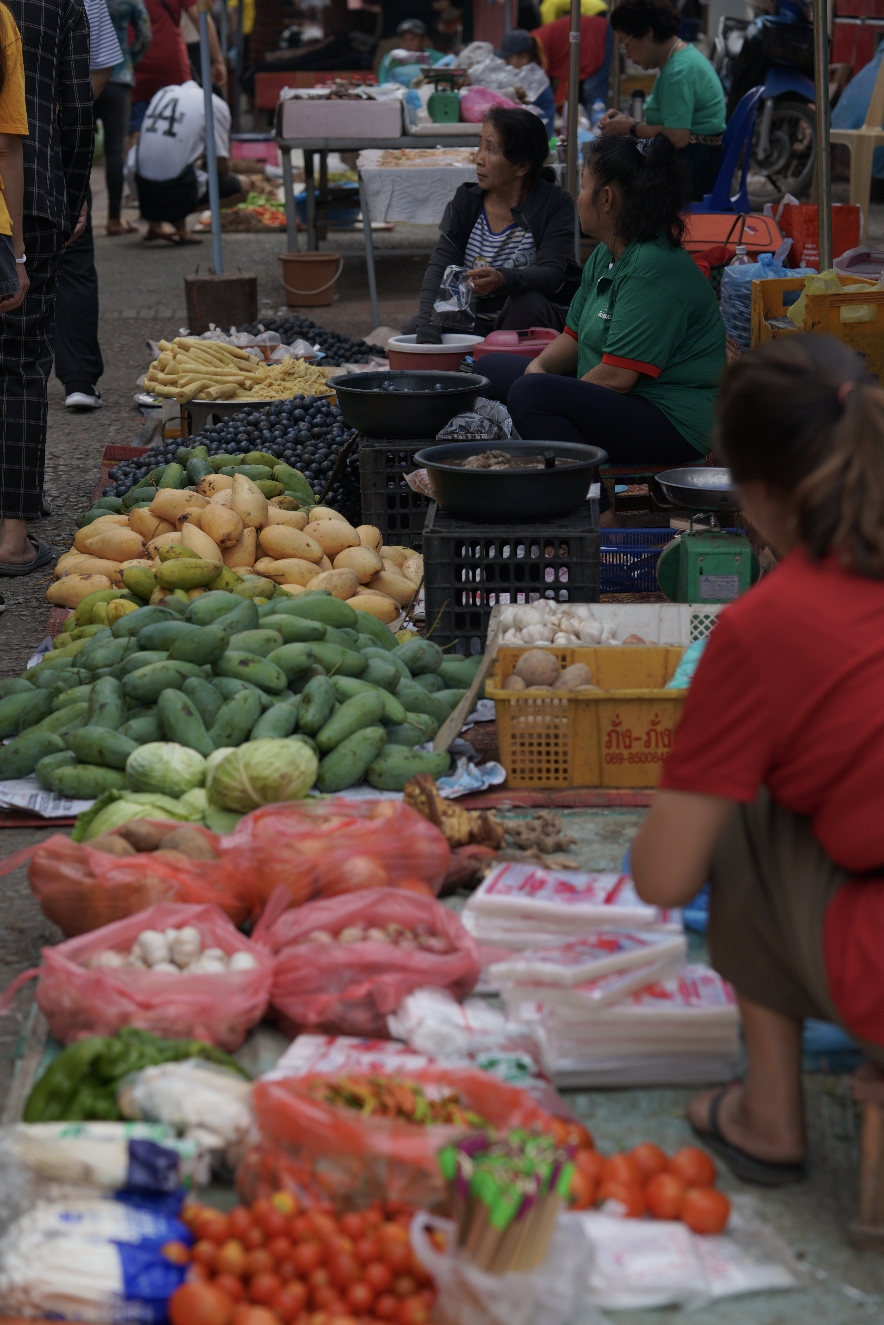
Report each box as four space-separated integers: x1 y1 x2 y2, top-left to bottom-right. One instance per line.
187 1264 211 1284
251 1200 274 1225
680 1186 731 1234
259 1210 290 1240
291 1215 314 1242
575 1150 606 1184
631 1143 669 1181
199 1216 231 1245
339 1212 366 1241
602 1153 644 1189
378 1222 409 1245
277 1258 297 1283
327 1316 359 1325
374 1294 398 1320
596 1180 646 1218
244 1249 275 1278
364 1262 393 1294
326 1234 356 1258
309 1267 332 1295
271 1192 299 1217
294 1241 325 1277
355 1237 381 1264
161 1241 191 1265
645 1172 687 1221
345 1281 375 1313
547 1118 594 1151
396 1296 429 1325
249 1272 283 1306
215 1240 247 1278
228 1208 254 1240
308 1314 331 1325
382 1242 412 1275
243 1226 266 1251
313 1287 344 1311
363 1208 384 1231
168 1283 233 1325
668 1147 717 1189
328 1252 360 1289
267 1236 293 1262
270 1282 308 1321
231 1307 277 1325
309 1212 339 1242
568 1169 595 1210
214 1275 246 1304
392 1275 417 1299
181 1202 209 1229
192 1240 219 1270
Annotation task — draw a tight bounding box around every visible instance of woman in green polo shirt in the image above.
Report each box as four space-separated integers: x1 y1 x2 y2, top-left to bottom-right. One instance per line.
478 134 726 521
599 0 726 201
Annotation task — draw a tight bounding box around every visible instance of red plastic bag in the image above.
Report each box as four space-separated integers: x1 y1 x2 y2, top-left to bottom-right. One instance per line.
776 203 862 267
222 798 452 912
25 827 250 936
240 1066 553 1210
0 902 273 1050
460 86 518 121
252 889 481 1038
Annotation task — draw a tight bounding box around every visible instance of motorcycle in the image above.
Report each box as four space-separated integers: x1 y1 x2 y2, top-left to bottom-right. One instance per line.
713 8 818 207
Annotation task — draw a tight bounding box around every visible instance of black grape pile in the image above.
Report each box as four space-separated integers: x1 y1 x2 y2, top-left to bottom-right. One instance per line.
105 396 362 524
239 315 386 367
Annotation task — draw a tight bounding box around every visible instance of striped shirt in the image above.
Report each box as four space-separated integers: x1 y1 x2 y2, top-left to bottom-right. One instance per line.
463 208 537 273
86 0 124 69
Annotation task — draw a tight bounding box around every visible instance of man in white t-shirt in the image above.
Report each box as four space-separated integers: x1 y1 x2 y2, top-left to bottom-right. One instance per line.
133 80 247 243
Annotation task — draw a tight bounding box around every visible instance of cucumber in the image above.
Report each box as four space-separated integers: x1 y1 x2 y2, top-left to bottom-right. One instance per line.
47 764 130 797
308 642 367 678
0 678 34 699
75 507 113 528
282 595 358 630
290 732 319 758
137 620 199 652
297 675 336 735
35 750 78 787
122 661 205 705
350 611 397 652
330 676 406 726
157 461 186 489
208 688 263 746
315 690 386 753
185 590 242 626
0 730 67 779
363 647 410 681
157 690 214 756
213 651 287 694
33 703 89 740
251 699 300 739
67 726 140 769
110 605 177 638
167 625 229 666
366 747 451 791
260 613 326 645
242 450 278 469
81 636 139 673
94 496 124 512
396 683 451 726
182 677 224 728
229 629 284 658
16 688 54 732
317 725 388 794
212 598 260 639
266 643 316 683
186 457 213 485
411 672 445 694
120 650 168 676
119 711 163 744
394 637 443 675
51 684 94 711
86 677 128 729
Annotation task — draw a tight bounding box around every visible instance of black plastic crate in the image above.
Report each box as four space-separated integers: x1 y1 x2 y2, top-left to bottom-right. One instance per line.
423 501 601 656
357 435 433 551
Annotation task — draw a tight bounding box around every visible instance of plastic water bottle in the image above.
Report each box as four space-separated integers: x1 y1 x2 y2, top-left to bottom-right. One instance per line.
590 99 606 126
729 244 752 266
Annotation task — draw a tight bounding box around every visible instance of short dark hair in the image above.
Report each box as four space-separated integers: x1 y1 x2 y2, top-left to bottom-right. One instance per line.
610 0 680 41
583 135 686 246
483 106 553 183
717 336 884 579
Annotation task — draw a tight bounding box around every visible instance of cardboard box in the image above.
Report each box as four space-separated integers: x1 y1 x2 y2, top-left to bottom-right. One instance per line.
279 96 403 140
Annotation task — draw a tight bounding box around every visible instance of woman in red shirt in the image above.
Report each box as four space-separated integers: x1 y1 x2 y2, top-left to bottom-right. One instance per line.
631 335 884 1186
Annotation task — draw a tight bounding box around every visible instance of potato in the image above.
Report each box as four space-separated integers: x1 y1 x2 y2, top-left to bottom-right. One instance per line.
513 648 560 687
357 524 382 553
116 819 172 851
333 546 383 583
129 507 176 543
230 472 268 529
222 526 257 568
309 520 360 557
160 825 218 860
46 573 113 607
258 524 323 563
257 557 320 586
264 505 308 531
379 545 411 569
73 515 131 554
502 674 526 691
83 527 147 562
200 504 244 549
180 522 223 563
307 568 359 600
150 489 208 524
307 506 340 523
209 488 233 507
401 554 424 587
88 833 137 857
196 473 234 497
553 663 593 690
147 531 182 558
367 570 417 607
350 593 400 623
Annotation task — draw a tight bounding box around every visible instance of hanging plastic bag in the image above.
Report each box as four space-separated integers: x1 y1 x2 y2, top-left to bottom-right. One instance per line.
252 887 481 1038
0 902 273 1051
775 202 862 268
433 264 477 332
461 86 519 123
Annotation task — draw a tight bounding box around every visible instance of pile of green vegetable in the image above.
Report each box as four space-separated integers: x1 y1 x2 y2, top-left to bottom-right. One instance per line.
0 589 482 824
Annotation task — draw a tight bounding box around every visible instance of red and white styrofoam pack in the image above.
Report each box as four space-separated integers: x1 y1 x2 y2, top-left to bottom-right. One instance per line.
261 1034 438 1083
488 931 687 988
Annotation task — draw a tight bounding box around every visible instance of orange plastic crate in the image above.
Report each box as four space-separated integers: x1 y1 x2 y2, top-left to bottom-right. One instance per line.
487 645 686 789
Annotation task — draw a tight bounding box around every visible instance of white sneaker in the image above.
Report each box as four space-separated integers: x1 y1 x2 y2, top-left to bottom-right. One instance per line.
65 390 103 410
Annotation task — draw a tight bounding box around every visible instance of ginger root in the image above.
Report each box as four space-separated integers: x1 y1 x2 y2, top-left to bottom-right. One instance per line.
404 774 505 849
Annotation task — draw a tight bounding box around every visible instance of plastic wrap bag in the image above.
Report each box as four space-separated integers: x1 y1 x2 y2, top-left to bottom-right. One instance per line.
461 86 519 122
118 1059 254 1154
252 889 481 1038
0 903 273 1050
26 827 250 937
436 398 518 443
411 1211 590 1325
239 1065 553 1210
222 798 452 910
433 264 476 332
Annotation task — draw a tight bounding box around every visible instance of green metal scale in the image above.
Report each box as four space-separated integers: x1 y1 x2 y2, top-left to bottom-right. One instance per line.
424 69 466 123
655 467 760 603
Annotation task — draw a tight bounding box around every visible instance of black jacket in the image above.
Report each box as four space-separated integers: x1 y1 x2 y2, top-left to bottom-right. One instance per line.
416 172 582 337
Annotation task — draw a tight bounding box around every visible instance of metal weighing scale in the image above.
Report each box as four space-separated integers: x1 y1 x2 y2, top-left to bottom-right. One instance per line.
655 467 760 603
424 69 468 123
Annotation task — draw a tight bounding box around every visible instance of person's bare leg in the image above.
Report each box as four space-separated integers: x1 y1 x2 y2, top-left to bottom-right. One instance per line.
0 517 36 564
687 993 805 1163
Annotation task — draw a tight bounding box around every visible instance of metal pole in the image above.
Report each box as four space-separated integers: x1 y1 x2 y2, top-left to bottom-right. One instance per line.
814 0 832 269
282 148 299 252
566 0 581 264
359 173 380 329
233 0 244 133
610 2 620 111
198 0 223 273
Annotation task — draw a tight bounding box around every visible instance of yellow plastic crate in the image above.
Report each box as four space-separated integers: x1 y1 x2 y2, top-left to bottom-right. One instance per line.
750 273 884 380
487 646 686 789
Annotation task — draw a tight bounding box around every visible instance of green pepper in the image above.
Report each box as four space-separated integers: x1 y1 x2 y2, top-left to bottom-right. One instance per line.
23 1037 110 1122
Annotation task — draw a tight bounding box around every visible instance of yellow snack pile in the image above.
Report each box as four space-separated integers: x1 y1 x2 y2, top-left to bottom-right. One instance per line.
144 337 333 403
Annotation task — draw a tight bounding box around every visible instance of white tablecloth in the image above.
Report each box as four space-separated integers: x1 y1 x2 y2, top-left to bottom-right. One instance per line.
357 148 477 225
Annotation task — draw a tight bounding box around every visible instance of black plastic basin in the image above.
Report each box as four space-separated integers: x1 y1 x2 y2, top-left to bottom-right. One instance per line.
327 370 490 439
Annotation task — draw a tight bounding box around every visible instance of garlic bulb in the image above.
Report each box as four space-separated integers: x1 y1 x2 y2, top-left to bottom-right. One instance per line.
514 606 543 630
229 951 259 972
498 606 518 629
136 930 169 967
87 950 126 969
553 632 581 645
571 604 598 620
170 926 202 969
579 621 604 645
521 623 555 644
502 629 522 644
151 962 180 975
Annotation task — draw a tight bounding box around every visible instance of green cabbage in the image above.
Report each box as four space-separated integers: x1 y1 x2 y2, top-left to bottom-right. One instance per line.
207 737 318 812
74 790 202 842
125 742 206 798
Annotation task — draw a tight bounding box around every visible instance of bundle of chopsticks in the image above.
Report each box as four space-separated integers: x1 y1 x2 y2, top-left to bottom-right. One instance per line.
438 1130 573 1275
144 336 332 403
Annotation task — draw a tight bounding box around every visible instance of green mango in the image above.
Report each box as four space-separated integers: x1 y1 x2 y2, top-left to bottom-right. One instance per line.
366 747 451 791
317 725 388 794
0 730 67 779
67 726 140 769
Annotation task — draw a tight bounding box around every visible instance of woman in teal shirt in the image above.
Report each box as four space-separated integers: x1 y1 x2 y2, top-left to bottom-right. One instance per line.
599 0 726 200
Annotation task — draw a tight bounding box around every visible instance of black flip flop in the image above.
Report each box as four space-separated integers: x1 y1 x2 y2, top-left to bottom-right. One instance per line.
690 1085 807 1187
0 537 56 576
